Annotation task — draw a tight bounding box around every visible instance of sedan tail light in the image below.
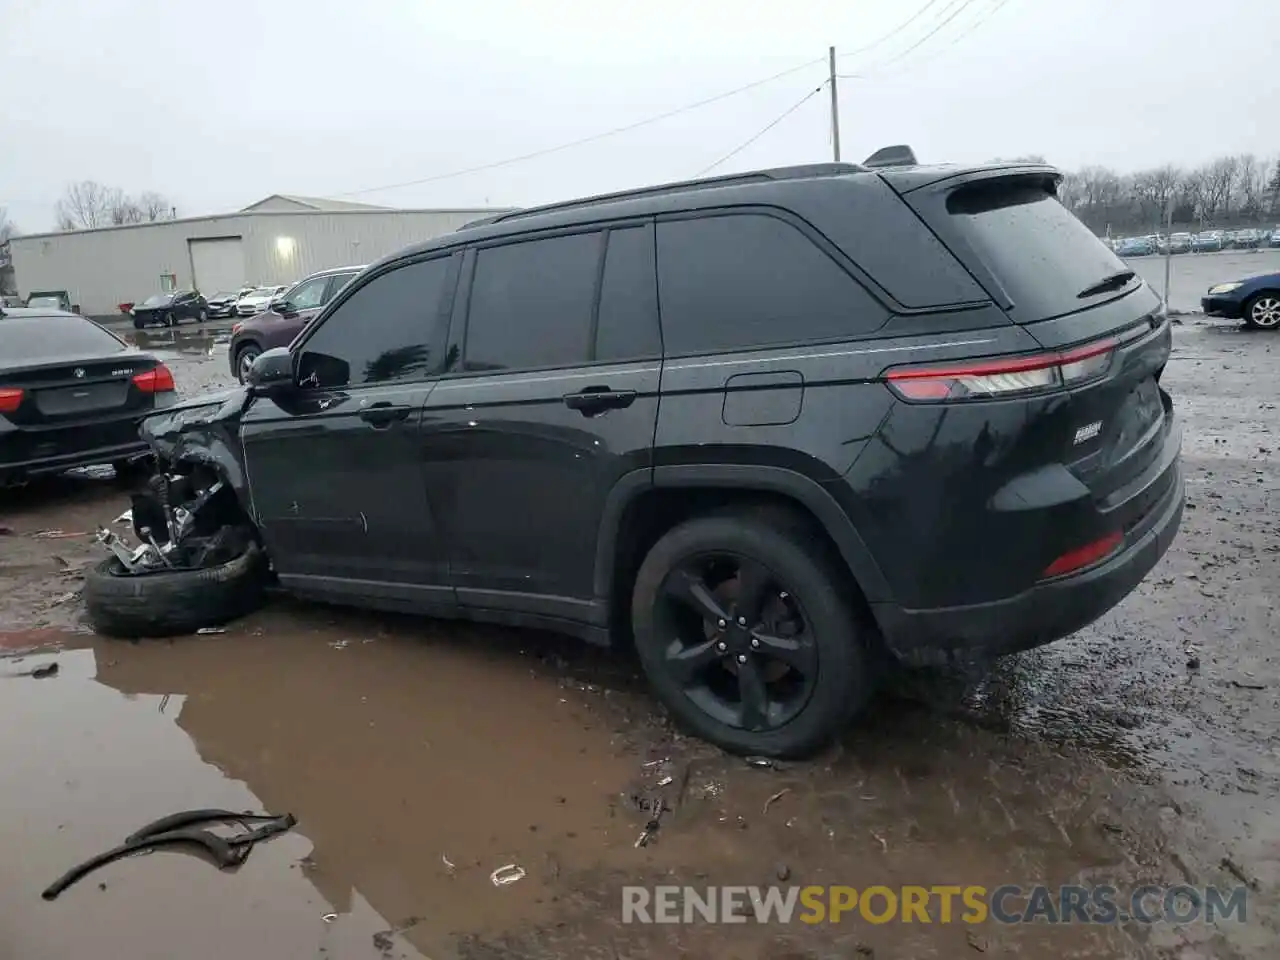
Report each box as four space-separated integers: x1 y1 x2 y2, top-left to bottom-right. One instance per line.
132 364 176 394
885 338 1119 402
1041 531 1123 579
0 387 23 414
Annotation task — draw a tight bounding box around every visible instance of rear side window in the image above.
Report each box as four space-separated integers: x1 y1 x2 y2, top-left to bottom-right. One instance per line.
595 227 661 362
0 316 125 363
656 213 888 355
943 179 1129 321
464 232 602 372
297 257 452 388
324 272 358 303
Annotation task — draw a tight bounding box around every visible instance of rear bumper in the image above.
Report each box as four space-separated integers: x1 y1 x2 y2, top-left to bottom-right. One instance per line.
873 433 1184 665
1201 296 1245 318
1 439 150 480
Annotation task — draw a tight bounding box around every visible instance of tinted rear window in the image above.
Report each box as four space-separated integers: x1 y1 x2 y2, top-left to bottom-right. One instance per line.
945 179 1131 321
0 316 126 363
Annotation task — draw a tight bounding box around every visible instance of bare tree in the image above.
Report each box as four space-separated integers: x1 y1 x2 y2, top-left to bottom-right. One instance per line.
0 208 16 295
1235 154 1271 221
55 180 115 230
1131 165 1182 224
1198 156 1240 221
55 182 176 229
136 191 175 222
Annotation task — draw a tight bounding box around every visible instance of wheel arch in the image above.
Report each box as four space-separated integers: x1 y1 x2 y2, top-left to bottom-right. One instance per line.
594 464 892 636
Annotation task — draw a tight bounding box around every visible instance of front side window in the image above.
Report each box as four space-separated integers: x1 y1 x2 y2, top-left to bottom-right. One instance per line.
296 257 452 389
463 232 602 372
322 272 359 304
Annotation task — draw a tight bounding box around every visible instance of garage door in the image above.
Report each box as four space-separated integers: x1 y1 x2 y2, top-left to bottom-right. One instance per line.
189 237 245 297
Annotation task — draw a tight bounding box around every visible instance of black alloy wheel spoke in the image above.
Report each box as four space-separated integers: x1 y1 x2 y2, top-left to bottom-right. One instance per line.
733 558 774 627
664 567 730 626
665 637 724 684
750 630 817 674
736 655 771 731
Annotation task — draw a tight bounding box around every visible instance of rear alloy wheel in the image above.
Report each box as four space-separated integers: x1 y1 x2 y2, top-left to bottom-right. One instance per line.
235 344 261 383
631 513 872 758
198 308 208 323
1243 293 1280 330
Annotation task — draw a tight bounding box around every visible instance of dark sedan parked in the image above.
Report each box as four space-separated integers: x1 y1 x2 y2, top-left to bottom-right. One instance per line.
0 306 177 483
227 265 364 381
1201 271 1280 329
131 290 208 328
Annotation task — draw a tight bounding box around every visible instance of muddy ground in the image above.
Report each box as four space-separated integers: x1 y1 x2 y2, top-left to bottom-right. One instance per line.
0 314 1276 960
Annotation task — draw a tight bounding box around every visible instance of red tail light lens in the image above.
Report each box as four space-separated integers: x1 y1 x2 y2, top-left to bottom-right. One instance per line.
231 322 242 335
886 338 1118 402
133 364 175 393
0 387 23 414
1042 531 1123 579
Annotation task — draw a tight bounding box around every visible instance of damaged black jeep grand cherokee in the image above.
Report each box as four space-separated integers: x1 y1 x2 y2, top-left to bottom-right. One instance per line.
84 151 1184 759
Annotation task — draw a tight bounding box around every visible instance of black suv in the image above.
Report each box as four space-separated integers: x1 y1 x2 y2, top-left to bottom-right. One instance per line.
85 156 1184 758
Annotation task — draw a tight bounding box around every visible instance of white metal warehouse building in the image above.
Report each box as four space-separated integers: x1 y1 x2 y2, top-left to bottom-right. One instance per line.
9 195 512 318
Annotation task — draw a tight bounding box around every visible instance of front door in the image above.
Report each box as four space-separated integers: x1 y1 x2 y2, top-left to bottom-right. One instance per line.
420 225 662 621
240 253 460 607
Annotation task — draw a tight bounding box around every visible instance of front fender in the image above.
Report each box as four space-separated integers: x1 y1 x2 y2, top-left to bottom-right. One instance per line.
140 388 253 504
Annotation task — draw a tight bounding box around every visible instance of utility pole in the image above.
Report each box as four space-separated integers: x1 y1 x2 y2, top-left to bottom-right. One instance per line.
828 46 841 162
1162 198 1173 321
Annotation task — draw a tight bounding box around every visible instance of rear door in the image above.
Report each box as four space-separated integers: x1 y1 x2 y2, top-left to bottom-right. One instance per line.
419 224 662 619
0 316 169 466
901 169 1175 519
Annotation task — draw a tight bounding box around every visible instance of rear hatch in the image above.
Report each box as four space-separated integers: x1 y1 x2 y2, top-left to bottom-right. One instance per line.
893 168 1177 538
0 316 171 465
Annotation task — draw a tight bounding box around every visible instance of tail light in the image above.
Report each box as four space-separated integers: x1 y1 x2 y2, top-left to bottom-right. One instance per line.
885 338 1119 402
231 322 242 335
1042 531 1123 579
0 387 23 414
133 364 175 394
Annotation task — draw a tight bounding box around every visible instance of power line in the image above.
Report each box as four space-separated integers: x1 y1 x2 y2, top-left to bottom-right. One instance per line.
863 0 984 70
695 84 827 178
334 56 826 197
871 0 1012 75
836 0 950 61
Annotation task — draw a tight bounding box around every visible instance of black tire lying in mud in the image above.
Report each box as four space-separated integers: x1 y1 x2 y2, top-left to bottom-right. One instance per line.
84 543 268 638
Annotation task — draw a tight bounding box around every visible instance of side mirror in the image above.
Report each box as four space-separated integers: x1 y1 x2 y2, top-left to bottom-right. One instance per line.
245 347 295 396
274 300 295 316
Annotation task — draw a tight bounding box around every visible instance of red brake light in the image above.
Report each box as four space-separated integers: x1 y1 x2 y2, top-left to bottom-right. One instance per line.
133 364 175 393
231 322 242 335
0 387 23 414
1042 531 1123 579
886 337 1118 402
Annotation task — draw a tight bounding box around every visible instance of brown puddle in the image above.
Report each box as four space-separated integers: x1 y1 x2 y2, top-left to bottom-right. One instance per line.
0 607 1206 960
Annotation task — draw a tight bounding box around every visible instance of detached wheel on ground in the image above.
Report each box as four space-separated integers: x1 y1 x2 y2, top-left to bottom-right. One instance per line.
631 511 873 759
1243 292 1280 330
84 540 268 638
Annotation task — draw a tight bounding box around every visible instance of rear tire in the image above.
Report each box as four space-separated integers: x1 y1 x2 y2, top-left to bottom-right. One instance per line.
133 318 144 330
84 541 268 638
630 511 873 758
1243 292 1280 330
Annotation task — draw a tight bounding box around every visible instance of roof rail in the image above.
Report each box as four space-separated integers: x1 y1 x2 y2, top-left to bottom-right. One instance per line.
456 214 507 232
488 162 866 226
863 144 918 169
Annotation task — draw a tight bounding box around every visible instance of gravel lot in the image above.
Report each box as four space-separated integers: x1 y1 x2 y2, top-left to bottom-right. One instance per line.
0 303 1277 959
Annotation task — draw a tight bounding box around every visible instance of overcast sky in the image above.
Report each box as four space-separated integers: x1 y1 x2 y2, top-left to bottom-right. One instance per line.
2 0 1274 231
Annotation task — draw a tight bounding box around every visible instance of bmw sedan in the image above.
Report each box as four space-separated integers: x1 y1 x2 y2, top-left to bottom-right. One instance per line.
1201 271 1280 329
1 306 177 483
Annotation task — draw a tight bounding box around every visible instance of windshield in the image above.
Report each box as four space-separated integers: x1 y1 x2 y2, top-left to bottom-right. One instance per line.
942 177 1132 321
210 291 236 299
0 315 125 362
249 288 276 297
141 293 172 307
26 296 62 308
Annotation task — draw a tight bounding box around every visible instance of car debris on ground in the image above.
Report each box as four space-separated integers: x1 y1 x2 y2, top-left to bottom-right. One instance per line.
42 809 296 900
